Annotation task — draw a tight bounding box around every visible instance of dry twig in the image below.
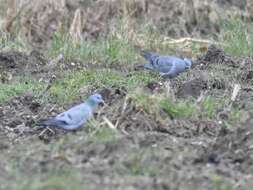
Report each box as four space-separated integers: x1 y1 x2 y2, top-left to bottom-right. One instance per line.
231 84 241 102
102 116 117 130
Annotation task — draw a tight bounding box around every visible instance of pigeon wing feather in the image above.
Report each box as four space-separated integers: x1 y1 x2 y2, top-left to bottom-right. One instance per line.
55 103 92 125
153 56 174 73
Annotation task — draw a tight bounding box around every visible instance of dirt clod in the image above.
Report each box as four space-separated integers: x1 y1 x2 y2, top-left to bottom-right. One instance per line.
0 51 47 76
196 45 227 66
239 70 253 82
1 1 253 187
177 78 207 98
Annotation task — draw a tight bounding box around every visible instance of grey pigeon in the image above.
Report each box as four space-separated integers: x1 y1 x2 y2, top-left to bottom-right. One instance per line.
141 51 192 78
39 93 104 130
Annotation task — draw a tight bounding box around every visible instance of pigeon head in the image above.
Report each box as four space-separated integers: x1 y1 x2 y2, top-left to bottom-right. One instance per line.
184 58 192 69
86 93 104 107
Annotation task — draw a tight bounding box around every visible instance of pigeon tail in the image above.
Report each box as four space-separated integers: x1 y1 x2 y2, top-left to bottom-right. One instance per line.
143 63 154 70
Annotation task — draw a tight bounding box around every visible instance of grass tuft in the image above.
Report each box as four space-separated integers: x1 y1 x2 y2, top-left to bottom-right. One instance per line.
49 30 138 66
0 78 43 103
91 127 118 144
219 18 253 57
160 99 195 119
0 32 29 52
18 170 84 190
49 69 157 103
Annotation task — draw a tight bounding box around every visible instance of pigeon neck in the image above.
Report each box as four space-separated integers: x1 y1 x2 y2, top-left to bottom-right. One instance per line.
184 58 192 69
86 99 98 108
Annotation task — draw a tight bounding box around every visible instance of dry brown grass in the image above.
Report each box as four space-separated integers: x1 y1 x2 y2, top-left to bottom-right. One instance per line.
1 0 144 46
69 8 83 44
2 0 67 47
0 0 251 49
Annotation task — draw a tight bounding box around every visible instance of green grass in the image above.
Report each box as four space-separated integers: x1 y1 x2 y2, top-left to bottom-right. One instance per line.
0 32 30 52
129 91 241 122
227 108 250 125
121 149 160 177
49 30 138 65
91 127 119 144
129 92 158 113
210 174 234 190
17 170 84 190
219 18 253 57
129 91 196 119
0 12 252 190
48 18 180 65
201 96 218 118
160 99 196 119
125 158 159 177
0 77 44 103
48 69 158 103
161 96 226 120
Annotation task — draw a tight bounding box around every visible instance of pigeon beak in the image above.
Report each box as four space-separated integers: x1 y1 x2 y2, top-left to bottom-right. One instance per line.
99 100 105 106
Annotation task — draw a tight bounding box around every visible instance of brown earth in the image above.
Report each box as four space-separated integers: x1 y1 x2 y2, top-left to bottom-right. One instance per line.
1 0 253 189
0 45 253 189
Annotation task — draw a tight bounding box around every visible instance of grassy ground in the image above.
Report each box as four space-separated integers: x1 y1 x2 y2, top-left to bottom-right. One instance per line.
0 18 253 190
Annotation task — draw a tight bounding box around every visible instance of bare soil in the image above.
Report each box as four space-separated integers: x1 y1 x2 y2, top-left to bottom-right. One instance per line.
0 45 253 189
